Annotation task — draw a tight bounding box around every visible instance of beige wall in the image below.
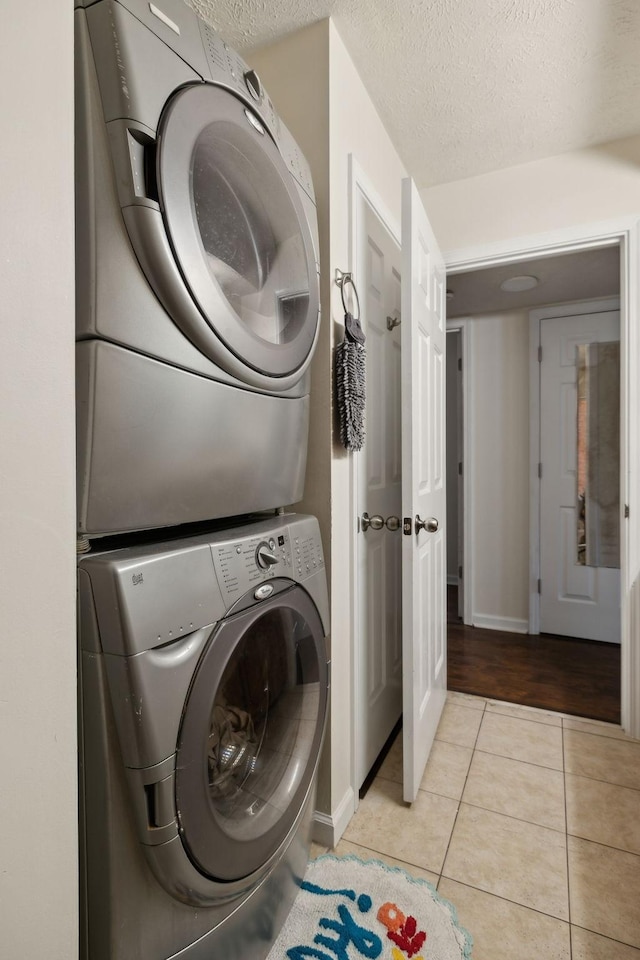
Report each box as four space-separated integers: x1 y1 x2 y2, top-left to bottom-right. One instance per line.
422 134 640 254
252 20 407 830
0 1 78 954
446 334 460 581
467 310 531 631
251 22 333 813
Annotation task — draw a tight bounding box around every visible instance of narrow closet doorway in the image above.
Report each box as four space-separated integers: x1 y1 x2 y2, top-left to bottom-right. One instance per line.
445 245 622 723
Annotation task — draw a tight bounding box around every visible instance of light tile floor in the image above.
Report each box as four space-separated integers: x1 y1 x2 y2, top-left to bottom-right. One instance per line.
311 692 640 960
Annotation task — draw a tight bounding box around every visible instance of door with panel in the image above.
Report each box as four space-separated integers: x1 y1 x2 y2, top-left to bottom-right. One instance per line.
401 179 447 803
356 198 403 789
539 309 621 643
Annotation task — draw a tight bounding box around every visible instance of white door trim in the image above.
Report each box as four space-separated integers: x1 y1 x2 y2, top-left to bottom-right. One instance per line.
445 318 474 626
446 216 640 738
528 296 621 637
348 155 401 816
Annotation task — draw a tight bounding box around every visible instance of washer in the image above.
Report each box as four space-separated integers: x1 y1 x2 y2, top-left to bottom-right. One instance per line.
75 0 321 537
78 514 330 960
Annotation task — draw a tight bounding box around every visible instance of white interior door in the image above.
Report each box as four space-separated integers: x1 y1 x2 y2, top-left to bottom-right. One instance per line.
401 178 447 803
356 199 403 787
539 310 621 642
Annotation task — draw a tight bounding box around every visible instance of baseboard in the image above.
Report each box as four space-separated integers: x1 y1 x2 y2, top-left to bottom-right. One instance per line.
472 613 529 634
447 575 459 586
312 786 355 849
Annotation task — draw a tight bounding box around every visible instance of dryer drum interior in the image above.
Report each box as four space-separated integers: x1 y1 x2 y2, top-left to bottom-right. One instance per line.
176 587 328 885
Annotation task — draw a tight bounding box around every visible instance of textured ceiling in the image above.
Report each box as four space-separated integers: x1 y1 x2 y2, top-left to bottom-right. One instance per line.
187 0 640 187
446 245 620 318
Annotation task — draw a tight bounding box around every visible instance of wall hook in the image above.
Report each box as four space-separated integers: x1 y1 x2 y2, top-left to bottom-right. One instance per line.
335 269 361 320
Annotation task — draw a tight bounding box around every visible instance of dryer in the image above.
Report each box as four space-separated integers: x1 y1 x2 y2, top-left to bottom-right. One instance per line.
75 0 321 537
78 514 330 960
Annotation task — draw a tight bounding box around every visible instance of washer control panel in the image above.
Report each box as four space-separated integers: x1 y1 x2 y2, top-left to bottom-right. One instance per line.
211 528 291 601
210 517 325 603
291 530 324 580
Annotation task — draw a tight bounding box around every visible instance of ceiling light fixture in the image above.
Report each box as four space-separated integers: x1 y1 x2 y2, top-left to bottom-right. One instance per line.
500 275 540 292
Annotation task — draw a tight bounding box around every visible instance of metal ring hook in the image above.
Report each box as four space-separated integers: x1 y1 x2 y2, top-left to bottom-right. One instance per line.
335 269 361 321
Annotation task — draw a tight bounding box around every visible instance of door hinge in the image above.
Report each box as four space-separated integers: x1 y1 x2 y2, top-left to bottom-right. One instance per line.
625 504 630 518
458 461 463 476
538 462 542 479
537 578 542 594
458 565 463 580
458 357 462 372
538 346 543 363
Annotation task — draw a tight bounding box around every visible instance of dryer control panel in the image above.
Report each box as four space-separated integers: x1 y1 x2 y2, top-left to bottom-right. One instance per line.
197 20 316 201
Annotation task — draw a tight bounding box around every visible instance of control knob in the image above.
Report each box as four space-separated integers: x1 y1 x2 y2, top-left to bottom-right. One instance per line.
256 541 278 570
244 69 263 101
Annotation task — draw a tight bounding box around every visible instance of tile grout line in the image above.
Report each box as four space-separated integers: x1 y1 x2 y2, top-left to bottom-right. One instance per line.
562 717 573 960
472 745 564 773
436 874 572 927
436 699 487 888
564 766 640 792
562 831 640 860
454 798 567 836
570 919 640 952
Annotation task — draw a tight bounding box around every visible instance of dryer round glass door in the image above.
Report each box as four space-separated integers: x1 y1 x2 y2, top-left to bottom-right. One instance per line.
175 585 328 882
156 83 320 379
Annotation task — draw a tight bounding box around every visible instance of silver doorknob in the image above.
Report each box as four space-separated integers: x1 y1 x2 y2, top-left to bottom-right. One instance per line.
361 512 384 532
415 515 439 535
385 516 401 531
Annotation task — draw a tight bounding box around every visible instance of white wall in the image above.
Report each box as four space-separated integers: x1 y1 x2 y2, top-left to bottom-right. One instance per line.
422 133 640 254
466 310 531 632
252 20 407 836
446 334 460 581
424 137 640 737
0 2 78 956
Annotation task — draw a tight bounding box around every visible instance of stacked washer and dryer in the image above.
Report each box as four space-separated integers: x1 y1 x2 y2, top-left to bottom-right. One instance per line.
74 2 329 959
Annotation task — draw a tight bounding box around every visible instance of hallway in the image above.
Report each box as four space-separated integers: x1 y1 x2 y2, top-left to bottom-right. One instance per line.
447 587 621 723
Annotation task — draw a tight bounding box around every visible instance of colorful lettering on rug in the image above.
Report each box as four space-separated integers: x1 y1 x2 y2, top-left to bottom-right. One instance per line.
286 883 428 960
377 903 426 959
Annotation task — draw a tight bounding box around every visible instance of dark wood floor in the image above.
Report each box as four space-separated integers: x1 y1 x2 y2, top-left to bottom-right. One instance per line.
447 587 621 723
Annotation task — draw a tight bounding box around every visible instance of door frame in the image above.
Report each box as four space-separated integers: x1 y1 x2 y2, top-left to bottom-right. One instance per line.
529 295 621 637
348 155 401 814
446 217 640 739
445 318 474 626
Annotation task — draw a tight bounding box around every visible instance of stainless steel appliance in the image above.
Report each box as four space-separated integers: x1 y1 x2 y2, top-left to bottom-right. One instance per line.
75 0 321 536
78 514 330 960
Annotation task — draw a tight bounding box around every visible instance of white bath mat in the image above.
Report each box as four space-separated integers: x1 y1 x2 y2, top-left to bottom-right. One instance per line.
266 854 473 960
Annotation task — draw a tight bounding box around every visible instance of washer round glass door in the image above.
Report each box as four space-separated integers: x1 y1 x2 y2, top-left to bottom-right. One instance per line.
157 83 320 379
175 585 328 882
